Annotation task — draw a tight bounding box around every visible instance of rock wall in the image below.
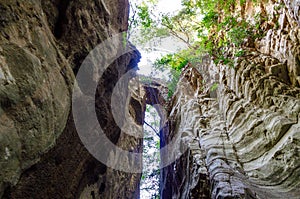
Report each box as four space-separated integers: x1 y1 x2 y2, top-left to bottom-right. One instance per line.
0 0 143 198
1 0 300 198
161 0 300 198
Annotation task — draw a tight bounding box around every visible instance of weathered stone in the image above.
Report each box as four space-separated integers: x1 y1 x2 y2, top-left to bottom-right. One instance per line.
0 1 74 196
161 1 300 198
0 0 142 198
1 0 300 198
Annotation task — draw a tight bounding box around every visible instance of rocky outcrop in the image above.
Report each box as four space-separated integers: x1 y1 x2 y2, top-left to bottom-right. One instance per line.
0 0 143 198
161 0 300 198
0 1 74 196
1 0 300 198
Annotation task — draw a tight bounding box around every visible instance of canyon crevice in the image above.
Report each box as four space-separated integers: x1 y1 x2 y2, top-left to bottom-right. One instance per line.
0 0 299 199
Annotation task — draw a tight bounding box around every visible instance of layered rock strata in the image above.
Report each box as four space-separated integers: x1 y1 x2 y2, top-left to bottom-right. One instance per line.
161 0 300 198
1 0 300 198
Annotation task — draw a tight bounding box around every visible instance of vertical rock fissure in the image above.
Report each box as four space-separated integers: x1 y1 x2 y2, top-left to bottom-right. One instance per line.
141 104 161 198
140 79 168 199
53 0 72 39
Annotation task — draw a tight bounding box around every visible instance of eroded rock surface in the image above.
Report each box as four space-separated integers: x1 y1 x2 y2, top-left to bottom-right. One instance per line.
0 0 143 198
161 0 300 198
0 1 74 196
1 0 300 198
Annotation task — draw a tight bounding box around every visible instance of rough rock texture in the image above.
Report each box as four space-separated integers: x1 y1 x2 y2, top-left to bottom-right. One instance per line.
161 0 300 198
0 0 143 198
1 0 300 198
0 0 74 196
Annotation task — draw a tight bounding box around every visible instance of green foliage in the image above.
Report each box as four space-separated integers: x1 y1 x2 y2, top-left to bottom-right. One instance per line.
128 0 170 44
196 12 258 65
122 32 127 48
235 49 245 57
274 2 285 11
211 83 218 91
189 0 216 14
155 54 188 71
240 0 247 5
137 3 153 28
202 11 218 29
166 69 181 98
154 53 188 98
228 26 249 46
129 0 267 98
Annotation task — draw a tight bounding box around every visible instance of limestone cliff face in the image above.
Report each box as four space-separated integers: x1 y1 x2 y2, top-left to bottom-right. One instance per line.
0 0 74 196
0 0 142 198
1 0 300 198
161 0 300 198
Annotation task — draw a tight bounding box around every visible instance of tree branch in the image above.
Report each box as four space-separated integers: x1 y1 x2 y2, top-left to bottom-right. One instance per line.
128 3 137 40
164 25 192 48
144 121 159 137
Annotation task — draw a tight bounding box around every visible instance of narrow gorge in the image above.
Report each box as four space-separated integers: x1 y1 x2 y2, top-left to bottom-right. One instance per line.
0 0 299 199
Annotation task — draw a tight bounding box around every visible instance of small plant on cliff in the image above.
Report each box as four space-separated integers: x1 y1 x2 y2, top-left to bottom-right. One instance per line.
153 53 188 98
210 82 218 91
